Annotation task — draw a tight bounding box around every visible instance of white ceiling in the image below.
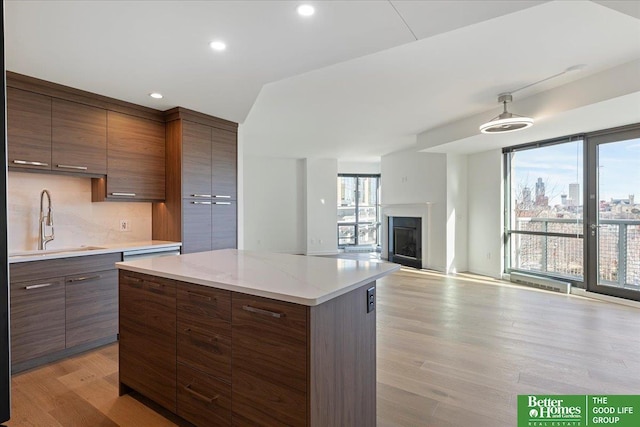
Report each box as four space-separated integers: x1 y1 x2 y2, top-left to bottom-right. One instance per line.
5 1 640 161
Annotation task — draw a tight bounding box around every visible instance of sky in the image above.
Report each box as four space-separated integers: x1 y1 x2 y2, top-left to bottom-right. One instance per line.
512 138 639 206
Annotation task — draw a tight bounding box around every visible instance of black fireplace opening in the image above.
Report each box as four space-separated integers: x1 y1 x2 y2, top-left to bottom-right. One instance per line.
388 216 422 269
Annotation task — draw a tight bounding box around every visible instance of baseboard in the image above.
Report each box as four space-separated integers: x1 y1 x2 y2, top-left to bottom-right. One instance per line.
570 288 640 309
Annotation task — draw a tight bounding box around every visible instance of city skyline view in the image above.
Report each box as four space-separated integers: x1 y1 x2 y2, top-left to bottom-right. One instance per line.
512 138 639 206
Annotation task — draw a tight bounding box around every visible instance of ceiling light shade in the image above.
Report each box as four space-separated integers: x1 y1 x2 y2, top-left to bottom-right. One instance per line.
297 4 315 16
479 94 533 134
149 92 163 99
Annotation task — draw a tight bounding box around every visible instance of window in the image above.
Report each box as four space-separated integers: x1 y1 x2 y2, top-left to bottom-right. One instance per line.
337 175 380 248
504 138 584 282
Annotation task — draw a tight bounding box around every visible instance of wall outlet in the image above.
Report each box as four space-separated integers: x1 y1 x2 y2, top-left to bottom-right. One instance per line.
119 219 131 232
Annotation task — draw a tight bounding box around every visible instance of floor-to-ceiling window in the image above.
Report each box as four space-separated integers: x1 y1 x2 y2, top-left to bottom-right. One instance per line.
337 174 380 248
504 137 585 284
504 124 640 301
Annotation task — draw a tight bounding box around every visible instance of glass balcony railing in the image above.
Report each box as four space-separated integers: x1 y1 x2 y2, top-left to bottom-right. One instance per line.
510 218 640 288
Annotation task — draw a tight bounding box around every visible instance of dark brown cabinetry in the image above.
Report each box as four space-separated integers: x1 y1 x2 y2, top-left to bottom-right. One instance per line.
119 271 177 411
119 270 377 427
92 111 166 202
9 277 65 364
52 99 107 175
65 269 118 347
9 253 120 373
176 283 232 426
153 108 238 253
7 87 52 171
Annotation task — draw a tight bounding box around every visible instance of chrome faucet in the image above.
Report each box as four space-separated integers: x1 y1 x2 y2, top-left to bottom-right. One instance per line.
38 189 54 250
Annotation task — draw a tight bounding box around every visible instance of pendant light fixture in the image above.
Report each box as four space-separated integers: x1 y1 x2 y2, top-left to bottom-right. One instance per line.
479 93 533 134
479 64 587 135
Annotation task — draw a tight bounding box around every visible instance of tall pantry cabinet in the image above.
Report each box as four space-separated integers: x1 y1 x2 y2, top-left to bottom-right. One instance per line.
153 108 238 253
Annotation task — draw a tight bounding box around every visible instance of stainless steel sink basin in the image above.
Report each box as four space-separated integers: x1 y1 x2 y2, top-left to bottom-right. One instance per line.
9 246 105 258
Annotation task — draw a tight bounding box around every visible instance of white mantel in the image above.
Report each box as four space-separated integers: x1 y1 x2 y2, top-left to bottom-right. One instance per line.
381 203 432 270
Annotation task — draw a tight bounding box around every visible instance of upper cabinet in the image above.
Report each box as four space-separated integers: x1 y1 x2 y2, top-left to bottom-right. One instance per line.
52 99 107 175
152 108 238 253
7 72 166 202
7 87 53 171
92 112 166 202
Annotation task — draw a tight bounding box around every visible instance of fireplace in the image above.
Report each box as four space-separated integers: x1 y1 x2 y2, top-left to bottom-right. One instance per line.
388 216 422 269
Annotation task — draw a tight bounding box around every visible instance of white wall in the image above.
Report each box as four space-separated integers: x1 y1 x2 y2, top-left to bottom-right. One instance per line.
446 153 468 273
237 125 245 249
243 156 306 254
8 172 151 252
467 149 503 278
306 158 338 255
381 150 447 271
337 161 380 175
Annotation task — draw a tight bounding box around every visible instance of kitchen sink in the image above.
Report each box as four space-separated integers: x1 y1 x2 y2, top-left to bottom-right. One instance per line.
9 246 106 258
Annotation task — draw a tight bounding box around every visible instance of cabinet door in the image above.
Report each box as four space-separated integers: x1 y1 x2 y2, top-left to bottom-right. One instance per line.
182 121 212 198
106 111 165 201
212 201 237 250
119 271 177 412
182 200 213 254
231 294 308 426
211 128 237 200
10 277 65 364
65 269 117 348
7 87 52 171
52 99 107 175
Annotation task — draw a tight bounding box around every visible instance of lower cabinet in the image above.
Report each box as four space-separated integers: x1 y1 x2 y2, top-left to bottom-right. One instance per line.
119 271 377 427
9 253 121 372
119 271 177 411
10 277 66 364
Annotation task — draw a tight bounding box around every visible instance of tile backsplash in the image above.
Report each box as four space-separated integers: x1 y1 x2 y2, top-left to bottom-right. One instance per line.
8 172 152 252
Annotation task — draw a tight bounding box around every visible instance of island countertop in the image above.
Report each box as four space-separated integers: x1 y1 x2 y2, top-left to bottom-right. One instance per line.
116 249 400 306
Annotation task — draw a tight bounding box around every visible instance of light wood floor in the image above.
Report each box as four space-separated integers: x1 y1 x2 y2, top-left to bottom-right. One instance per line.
6 268 640 426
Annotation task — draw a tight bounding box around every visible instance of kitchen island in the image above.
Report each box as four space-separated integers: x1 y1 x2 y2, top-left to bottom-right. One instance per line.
116 249 399 427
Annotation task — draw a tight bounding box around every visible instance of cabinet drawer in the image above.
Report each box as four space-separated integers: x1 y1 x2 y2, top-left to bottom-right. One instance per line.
10 277 66 363
232 293 307 392
178 320 231 382
178 363 232 427
232 369 306 427
178 283 231 324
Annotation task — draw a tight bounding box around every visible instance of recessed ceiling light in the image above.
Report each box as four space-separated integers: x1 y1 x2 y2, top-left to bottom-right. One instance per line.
297 4 315 17
209 40 227 51
149 92 163 99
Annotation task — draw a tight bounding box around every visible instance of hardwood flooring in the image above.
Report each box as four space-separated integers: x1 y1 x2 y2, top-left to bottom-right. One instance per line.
5 267 640 426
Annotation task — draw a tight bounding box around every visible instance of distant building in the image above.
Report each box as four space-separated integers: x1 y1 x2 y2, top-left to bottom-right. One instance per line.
569 183 580 207
535 178 548 207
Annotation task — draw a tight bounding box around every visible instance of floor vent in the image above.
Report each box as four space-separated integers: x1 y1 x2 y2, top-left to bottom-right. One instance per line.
510 272 571 294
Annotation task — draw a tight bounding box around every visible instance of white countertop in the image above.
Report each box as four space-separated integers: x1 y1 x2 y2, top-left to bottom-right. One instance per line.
9 240 182 263
116 249 400 306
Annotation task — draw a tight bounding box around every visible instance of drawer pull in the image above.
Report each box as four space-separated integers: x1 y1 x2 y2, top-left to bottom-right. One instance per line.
146 281 163 289
13 159 49 166
24 283 54 290
192 201 212 205
184 384 219 404
187 291 215 302
213 202 231 205
67 275 101 283
111 192 136 197
184 328 219 344
213 195 231 199
191 194 212 198
242 305 286 319
56 164 88 170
